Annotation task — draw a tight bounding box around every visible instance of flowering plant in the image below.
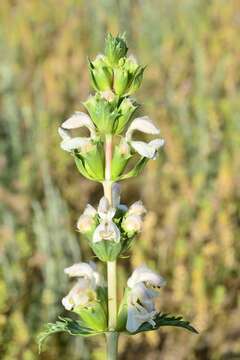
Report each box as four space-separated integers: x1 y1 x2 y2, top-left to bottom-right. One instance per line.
38 34 197 359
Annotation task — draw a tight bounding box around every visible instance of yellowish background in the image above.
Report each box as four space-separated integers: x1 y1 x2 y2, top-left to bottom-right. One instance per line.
0 1 239 359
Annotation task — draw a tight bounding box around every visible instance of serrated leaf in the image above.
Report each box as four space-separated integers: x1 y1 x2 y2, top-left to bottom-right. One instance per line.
38 316 103 353
128 313 198 335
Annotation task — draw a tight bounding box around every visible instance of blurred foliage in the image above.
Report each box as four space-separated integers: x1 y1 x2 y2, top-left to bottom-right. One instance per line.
0 0 240 359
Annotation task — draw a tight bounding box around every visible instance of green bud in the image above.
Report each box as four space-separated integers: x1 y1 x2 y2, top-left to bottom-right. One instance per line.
113 68 129 96
124 55 139 73
114 98 138 134
127 66 145 95
89 56 113 91
111 140 132 180
83 94 120 134
74 141 105 181
105 33 128 66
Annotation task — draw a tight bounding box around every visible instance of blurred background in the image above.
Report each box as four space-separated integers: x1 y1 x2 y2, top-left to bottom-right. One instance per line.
0 0 240 359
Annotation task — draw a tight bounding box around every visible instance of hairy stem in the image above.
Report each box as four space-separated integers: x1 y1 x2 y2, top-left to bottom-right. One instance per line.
106 332 119 360
104 134 118 358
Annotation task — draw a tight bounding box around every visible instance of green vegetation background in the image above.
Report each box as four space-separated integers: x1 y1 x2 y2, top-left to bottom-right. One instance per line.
0 1 239 359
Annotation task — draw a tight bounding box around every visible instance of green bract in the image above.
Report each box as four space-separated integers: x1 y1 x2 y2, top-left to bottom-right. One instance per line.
73 140 105 181
89 55 113 92
105 33 128 66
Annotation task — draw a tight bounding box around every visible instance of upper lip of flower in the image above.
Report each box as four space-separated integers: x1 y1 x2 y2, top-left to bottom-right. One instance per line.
125 116 165 159
62 261 102 310
58 112 97 152
127 265 166 289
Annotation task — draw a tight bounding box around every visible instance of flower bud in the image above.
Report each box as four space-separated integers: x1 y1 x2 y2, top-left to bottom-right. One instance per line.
122 214 143 234
128 67 145 95
113 68 129 96
83 94 119 134
88 55 113 91
77 214 96 233
111 140 132 180
114 98 138 134
74 141 105 181
128 200 146 217
105 33 128 66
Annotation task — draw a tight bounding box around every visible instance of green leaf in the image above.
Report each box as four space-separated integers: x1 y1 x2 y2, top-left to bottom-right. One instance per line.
128 313 198 335
118 157 149 180
38 316 103 353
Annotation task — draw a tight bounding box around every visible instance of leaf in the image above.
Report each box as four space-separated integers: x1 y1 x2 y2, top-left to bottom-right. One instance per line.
128 313 198 335
38 316 103 353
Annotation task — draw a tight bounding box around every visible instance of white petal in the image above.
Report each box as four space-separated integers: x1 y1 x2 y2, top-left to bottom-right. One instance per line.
130 141 156 158
62 295 73 310
92 221 120 243
126 305 143 332
83 204 97 217
127 265 166 289
64 262 94 278
92 224 104 243
122 214 142 233
148 138 165 150
126 116 160 141
62 112 96 138
60 137 90 152
126 304 157 333
58 127 71 140
98 197 109 216
128 201 146 216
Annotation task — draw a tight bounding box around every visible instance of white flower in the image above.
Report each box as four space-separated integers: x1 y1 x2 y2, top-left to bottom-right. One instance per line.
92 197 121 243
62 261 101 311
125 116 164 159
82 204 97 217
126 303 157 333
127 265 166 289
122 214 143 233
127 200 146 217
58 112 96 152
126 282 158 332
77 204 97 233
126 266 166 332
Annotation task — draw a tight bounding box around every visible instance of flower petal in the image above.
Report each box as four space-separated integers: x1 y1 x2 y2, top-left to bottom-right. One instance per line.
64 262 94 278
62 112 96 138
60 137 90 152
127 265 166 289
148 138 165 150
92 221 120 243
58 127 71 140
128 200 146 216
126 303 157 333
130 141 156 158
83 204 97 217
126 116 160 141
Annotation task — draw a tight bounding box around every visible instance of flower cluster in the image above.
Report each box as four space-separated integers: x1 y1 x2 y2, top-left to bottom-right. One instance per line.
76 184 146 261
58 34 164 183
61 261 165 334
58 112 164 182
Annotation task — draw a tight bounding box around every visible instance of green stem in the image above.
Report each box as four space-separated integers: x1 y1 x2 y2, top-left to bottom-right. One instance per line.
106 332 119 360
104 134 119 359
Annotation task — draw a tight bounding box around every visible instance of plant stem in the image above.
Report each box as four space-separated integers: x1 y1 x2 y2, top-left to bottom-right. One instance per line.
106 332 119 360
103 134 118 359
